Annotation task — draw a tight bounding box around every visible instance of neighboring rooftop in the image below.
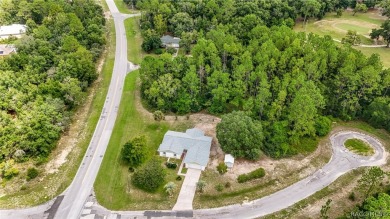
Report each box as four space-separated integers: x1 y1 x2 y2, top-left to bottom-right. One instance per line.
161 35 180 45
0 44 16 56
158 128 212 167
0 24 26 38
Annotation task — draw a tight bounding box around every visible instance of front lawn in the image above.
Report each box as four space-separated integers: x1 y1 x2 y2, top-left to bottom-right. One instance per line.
94 72 192 210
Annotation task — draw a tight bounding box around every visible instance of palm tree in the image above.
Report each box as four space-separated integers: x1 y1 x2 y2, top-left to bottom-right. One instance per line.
196 180 206 193
164 182 177 197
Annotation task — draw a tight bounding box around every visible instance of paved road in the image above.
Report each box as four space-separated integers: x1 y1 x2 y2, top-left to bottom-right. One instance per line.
194 131 387 218
0 0 139 218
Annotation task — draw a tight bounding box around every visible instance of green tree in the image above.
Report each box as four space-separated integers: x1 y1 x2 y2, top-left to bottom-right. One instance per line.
363 97 390 131
362 193 390 216
353 3 368 16
169 12 194 36
288 82 325 142
341 30 361 45
216 111 264 160
315 116 332 136
121 136 147 167
132 159 166 192
358 167 385 199
141 30 162 52
301 0 321 27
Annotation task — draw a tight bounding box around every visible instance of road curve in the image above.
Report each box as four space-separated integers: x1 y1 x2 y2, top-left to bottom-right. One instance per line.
0 0 134 218
193 131 387 218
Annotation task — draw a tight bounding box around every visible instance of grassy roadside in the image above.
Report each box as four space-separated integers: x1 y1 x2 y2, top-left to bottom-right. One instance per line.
124 17 143 64
114 0 137 14
0 3 115 207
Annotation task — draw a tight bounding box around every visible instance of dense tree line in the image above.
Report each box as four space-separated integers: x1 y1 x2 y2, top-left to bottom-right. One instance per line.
140 24 390 157
0 0 106 161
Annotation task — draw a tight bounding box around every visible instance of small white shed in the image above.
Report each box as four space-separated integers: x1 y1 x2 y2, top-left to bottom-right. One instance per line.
224 154 235 169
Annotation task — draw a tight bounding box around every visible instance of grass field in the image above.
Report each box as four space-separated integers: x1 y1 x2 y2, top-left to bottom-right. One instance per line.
344 139 374 156
0 6 116 207
294 10 390 68
114 0 138 14
94 71 192 210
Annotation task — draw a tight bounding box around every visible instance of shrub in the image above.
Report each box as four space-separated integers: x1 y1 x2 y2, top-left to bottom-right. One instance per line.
315 116 332 136
128 167 135 172
225 182 231 188
196 180 206 193
166 47 176 54
26 167 39 181
176 176 182 181
20 185 27 191
237 167 265 183
166 162 178 169
153 110 165 121
154 48 163 54
132 160 166 192
215 184 224 192
348 192 356 201
0 159 19 179
217 162 228 175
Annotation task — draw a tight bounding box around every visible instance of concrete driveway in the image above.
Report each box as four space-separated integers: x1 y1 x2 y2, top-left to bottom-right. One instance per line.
172 168 202 210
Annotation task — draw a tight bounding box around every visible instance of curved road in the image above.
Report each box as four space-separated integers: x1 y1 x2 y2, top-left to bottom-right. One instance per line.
0 0 388 218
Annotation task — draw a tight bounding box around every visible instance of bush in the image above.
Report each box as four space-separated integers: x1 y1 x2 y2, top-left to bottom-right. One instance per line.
315 116 332 136
237 167 265 183
215 184 224 192
132 160 166 192
225 182 231 188
348 192 356 201
166 47 176 54
154 48 163 54
26 167 39 181
20 184 27 191
0 159 19 179
166 162 178 169
153 110 165 121
128 167 135 172
217 162 228 175
176 176 182 181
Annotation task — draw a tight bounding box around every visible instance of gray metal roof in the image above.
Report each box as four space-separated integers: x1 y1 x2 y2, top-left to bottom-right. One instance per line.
158 128 212 167
161 35 181 44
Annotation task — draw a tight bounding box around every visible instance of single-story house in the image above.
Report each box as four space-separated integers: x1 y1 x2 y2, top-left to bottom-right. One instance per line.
157 128 212 171
0 44 16 56
161 35 181 48
0 24 26 39
224 154 235 169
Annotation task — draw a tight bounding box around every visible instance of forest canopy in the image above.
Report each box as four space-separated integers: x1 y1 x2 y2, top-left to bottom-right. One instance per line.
0 0 106 161
138 0 390 158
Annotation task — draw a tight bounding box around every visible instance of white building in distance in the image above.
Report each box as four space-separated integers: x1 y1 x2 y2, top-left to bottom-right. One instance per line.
0 24 26 39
